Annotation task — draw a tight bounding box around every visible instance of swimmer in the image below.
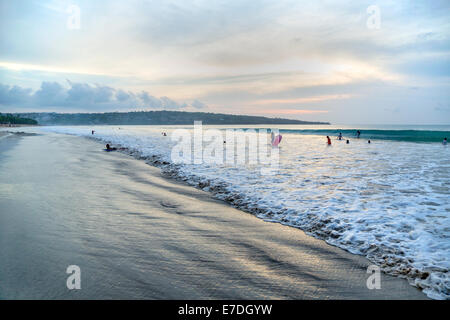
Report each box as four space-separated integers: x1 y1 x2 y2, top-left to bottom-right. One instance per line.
356 130 361 138
368 140 371 144
443 137 448 145
346 140 350 144
327 136 332 145
91 130 95 135
338 132 343 140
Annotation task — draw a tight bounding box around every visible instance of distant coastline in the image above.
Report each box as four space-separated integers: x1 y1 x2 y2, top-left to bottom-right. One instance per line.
13 111 330 126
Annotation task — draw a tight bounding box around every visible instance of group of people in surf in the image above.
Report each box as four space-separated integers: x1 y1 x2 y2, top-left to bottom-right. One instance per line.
92 128 447 151
327 131 448 146
327 130 369 145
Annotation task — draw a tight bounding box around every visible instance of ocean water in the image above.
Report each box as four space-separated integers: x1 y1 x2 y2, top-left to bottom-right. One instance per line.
30 125 450 299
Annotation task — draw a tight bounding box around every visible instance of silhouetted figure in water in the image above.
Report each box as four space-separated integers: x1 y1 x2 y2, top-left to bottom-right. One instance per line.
105 144 117 151
346 140 350 144
444 138 448 145
356 130 361 138
368 140 371 144
91 130 95 135
327 136 332 145
338 132 343 140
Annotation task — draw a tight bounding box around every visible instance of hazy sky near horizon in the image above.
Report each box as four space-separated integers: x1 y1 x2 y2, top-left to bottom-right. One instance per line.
0 0 449 124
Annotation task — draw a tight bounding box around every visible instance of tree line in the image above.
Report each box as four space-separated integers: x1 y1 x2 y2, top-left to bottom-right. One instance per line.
14 111 329 126
0 113 38 125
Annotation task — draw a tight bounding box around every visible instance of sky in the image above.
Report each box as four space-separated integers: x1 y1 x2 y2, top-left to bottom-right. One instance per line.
0 0 449 124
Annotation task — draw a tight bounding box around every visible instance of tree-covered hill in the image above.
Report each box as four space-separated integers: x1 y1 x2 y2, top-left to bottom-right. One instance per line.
0 113 38 125
14 111 329 126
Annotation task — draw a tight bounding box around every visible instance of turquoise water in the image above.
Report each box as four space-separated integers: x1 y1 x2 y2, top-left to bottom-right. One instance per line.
278 129 449 143
214 124 450 143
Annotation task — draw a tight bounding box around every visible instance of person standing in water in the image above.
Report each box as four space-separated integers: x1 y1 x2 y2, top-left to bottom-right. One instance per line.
346 140 350 144
338 132 343 140
91 130 95 135
356 130 361 138
327 136 332 145
368 140 371 144
443 138 448 145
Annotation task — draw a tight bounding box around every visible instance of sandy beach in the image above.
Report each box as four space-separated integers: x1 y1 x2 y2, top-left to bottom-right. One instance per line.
0 131 427 299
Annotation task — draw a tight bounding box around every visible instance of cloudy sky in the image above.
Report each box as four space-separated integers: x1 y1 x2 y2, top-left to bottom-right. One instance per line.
0 0 449 124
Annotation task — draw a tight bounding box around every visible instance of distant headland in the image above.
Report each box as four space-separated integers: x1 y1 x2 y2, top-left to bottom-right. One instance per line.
12 111 330 126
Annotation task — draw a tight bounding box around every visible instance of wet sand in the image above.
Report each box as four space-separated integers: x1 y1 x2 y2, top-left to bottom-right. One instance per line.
0 132 427 299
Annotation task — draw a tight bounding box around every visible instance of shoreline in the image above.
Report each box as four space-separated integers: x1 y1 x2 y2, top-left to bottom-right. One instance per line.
0 132 427 299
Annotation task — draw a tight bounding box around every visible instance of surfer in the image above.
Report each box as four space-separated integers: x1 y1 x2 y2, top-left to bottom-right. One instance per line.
443 138 448 145
327 136 332 145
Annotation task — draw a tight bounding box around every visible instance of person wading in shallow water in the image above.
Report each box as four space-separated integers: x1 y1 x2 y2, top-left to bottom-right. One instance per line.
327 136 332 145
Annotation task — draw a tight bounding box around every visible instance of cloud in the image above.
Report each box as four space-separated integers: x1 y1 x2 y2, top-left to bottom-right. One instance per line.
34 81 66 106
0 84 32 105
249 94 354 105
262 109 329 114
0 81 208 112
191 99 207 109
